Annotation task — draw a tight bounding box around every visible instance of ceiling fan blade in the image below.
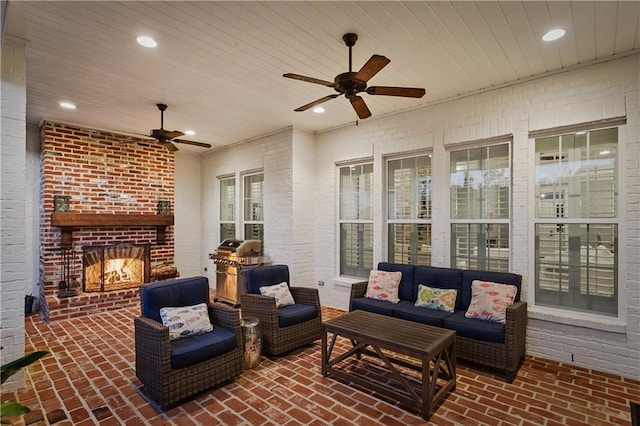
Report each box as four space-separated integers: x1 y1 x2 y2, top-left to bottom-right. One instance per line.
160 141 179 152
172 139 212 149
283 73 335 88
366 86 426 98
163 130 184 139
294 94 340 112
354 54 390 82
350 96 371 119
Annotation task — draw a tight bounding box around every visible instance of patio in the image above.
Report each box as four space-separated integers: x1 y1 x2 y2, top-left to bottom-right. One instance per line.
6 306 638 425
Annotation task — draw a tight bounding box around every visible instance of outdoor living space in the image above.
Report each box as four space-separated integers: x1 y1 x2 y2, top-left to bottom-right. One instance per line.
3 3 640 425
5 306 638 425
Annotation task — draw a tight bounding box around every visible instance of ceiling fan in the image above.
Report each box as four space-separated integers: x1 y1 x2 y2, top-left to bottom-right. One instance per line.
146 103 211 152
283 33 426 119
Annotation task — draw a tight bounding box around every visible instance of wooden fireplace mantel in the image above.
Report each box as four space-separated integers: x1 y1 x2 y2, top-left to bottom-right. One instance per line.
51 213 174 247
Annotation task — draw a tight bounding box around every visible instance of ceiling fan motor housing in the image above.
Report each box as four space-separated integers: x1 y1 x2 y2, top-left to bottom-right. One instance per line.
334 72 367 99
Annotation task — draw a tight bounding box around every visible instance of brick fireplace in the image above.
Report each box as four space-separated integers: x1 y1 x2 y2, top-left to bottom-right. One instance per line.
39 122 175 322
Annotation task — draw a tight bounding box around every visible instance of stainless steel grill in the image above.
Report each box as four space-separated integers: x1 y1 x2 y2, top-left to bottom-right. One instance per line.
209 239 270 305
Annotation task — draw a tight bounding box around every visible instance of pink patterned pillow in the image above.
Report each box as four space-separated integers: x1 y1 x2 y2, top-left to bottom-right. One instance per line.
465 280 518 324
364 270 402 304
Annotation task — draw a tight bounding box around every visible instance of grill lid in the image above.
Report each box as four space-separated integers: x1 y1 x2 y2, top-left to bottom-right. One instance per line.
213 239 262 257
217 239 244 252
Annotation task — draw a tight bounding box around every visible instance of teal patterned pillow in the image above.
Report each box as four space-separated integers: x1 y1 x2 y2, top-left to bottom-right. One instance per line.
415 285 457 313
159 303 214 340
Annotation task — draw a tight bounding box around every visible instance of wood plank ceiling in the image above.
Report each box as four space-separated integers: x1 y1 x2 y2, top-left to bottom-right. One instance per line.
4 1 640 151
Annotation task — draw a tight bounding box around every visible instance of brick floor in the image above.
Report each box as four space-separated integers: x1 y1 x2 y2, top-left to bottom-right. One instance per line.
3 306 638 425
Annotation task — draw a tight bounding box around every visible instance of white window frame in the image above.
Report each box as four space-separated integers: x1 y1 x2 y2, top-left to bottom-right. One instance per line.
385 152 432 265
218 175 236 241
447 137 512 272
531 125 620 318
242 171 264 247
338 161 373 279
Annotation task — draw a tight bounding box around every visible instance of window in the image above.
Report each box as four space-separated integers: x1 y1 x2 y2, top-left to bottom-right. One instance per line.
534 127 618 316
243 173 264 249
339 163 373 278
219 177 236 241
387 155 432 265
450 143 510 271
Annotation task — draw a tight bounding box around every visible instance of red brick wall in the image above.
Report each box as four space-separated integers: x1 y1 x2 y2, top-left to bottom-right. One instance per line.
39 121 175 321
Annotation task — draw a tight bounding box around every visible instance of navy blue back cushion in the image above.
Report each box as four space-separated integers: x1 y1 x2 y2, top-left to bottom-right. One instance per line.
246 265 290 294
414 266 464 309
461 270 522 309
141 276 210 323
377 262 415 301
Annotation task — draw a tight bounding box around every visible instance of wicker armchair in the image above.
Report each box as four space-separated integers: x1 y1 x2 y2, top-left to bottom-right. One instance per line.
135 276 243 407
240 265 322 356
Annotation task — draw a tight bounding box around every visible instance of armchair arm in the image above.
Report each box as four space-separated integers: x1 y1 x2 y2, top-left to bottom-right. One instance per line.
209 302 241 330
209 302 242 348
348 280 369 311
134 316 172 374
505 300 528 362
239 293 279 330
290 287 320 309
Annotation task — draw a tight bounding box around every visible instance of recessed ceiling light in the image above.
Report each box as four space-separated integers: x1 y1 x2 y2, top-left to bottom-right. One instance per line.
184 130 196 136
542 29 565 42
599 150 611 155
312 107 325 114
136 35 157 48
59 102 76 109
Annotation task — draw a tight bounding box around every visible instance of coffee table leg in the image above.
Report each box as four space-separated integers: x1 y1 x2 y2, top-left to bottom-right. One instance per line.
321 326 328 376
421 355 431 420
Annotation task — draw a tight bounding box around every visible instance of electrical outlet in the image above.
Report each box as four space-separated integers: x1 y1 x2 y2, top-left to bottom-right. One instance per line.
204 267 208 272
318 280 325 286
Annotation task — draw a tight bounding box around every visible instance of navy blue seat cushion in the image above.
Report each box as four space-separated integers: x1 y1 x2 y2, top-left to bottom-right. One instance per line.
414 266 464 309
141 276 210 323
392 300 451 327
377 262 415 301
461 270 522 309
246 265 290 295
442 311 505 343
277 303 318 328
351 297 396 316
170 326 237 369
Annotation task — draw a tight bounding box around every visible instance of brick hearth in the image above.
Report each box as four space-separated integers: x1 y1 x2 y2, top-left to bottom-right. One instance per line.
39 122 175 322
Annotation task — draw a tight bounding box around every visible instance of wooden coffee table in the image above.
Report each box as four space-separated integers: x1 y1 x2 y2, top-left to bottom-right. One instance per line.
321 310 456 421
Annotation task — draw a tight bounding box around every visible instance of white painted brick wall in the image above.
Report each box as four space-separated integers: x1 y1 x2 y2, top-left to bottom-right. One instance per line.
199 128 297 286
174 152 202 278
310 55 640 380
291 129 317 287
1 37 28 391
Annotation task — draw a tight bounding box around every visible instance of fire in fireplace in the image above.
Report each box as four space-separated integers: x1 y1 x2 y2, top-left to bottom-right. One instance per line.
82 243 151 292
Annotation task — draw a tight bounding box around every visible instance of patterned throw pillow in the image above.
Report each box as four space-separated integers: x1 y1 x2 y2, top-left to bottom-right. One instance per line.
259 282 295 308
465 280 518 324
364 270 402 304
414 285 457 312
159 303 214 340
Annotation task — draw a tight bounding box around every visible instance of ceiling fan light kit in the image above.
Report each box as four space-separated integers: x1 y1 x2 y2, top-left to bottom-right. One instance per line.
284 33 426 119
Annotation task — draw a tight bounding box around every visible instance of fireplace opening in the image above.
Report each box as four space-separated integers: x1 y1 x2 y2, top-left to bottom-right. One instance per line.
83 243 151 292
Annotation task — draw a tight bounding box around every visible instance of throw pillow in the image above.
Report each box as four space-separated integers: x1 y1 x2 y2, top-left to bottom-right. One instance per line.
259 282 295 308
415 284 457 312
465 280 518 324
159 303 214 340
364 270 402 304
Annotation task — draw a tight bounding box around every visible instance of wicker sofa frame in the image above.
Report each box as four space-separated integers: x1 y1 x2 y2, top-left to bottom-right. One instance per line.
135 279 244 407
349 266 527 383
